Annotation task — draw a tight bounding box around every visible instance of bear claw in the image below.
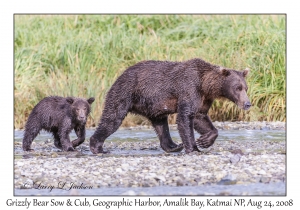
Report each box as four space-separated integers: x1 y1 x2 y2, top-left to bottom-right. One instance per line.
164 143 184 153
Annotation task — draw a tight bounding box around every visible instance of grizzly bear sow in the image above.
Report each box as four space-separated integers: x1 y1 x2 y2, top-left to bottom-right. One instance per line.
90 58 251 154
22 96 95 152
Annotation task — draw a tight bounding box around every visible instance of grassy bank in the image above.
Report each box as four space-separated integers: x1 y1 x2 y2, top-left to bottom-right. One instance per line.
14 15 286 129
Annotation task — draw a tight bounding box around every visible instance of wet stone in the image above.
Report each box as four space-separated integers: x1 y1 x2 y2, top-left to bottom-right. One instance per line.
218 174 237 185
260 177 271 183
176 179 185 186
230 149 244 155
230 154 242 164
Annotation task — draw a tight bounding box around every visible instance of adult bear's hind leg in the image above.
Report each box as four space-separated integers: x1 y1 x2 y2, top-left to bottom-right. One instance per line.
90 97 131 154
151 116 184 153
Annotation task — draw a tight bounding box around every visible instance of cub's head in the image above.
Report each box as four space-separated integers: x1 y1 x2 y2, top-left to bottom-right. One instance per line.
66 97 95 124
219 67 251 110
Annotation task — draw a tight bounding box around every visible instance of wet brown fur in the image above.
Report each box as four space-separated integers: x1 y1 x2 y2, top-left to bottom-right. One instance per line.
90 58 250 154
22 96 95 152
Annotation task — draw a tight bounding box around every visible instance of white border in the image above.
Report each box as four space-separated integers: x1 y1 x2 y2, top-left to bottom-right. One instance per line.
1 0 298 209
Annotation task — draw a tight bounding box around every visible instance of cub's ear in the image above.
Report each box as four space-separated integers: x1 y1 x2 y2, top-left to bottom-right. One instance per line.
243 68 250 77
87 97 95 104
219 67 231 77
66 97 74 104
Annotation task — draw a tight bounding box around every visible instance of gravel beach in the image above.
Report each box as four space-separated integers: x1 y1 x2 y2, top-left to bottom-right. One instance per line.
14 121 286 195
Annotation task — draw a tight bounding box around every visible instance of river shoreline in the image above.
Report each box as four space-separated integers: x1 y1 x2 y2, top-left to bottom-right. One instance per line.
14 121 286 195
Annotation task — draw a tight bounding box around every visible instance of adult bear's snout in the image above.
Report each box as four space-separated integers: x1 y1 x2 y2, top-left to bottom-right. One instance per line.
244 101 251 110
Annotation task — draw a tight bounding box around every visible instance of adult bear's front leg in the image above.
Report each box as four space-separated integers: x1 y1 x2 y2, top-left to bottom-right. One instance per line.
177 102 200 153
193 113 218 148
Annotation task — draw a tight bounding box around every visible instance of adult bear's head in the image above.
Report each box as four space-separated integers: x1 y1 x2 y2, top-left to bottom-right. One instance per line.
66 97 95 124
219 67 251 110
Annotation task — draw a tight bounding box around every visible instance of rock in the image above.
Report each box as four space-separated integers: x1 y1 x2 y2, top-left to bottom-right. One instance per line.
80 146 89 151
148 173 157 178
116 168 122 173
258 170 266 175
224 125 230 130
51 152 58 158
176 179 185 186
217 174 237 185
121 164 129 169
154 175 166 182
44 139 52 144
230 154 241 164
17 162 24 166
92 172 100 176
22 154 35 159
142 182 151 187
187 151 199 156
244 169 253 176
230 149 244 155
219 191 231 195
260 177 271 183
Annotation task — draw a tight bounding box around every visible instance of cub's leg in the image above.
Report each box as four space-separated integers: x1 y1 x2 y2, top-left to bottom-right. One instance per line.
58 120 74 152
22 116 42 151
72 125 86 148
53 131 62 150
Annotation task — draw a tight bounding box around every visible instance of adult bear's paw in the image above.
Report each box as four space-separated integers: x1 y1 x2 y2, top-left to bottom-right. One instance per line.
196 130 218 149
163 143 184 153
89 136 109 154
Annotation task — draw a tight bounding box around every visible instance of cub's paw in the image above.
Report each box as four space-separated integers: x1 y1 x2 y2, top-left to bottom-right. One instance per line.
23 148 34 152
66 147 75 152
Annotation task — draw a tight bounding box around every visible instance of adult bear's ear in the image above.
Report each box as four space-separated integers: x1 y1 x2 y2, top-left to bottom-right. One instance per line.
66 97 74 104
219 67 231 77
87 97 95 104
243 68 250 77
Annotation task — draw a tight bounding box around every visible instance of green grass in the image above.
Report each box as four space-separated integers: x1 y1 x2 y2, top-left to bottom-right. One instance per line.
14 15 286 129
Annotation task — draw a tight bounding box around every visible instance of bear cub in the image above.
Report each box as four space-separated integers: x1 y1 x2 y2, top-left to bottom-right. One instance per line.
22 96 95 152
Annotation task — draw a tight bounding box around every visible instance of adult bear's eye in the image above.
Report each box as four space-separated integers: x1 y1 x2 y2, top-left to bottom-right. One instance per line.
236 86 242 91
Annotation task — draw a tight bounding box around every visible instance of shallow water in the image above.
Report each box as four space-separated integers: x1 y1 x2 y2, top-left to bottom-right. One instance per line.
14 128 285 156
14 128 285 143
